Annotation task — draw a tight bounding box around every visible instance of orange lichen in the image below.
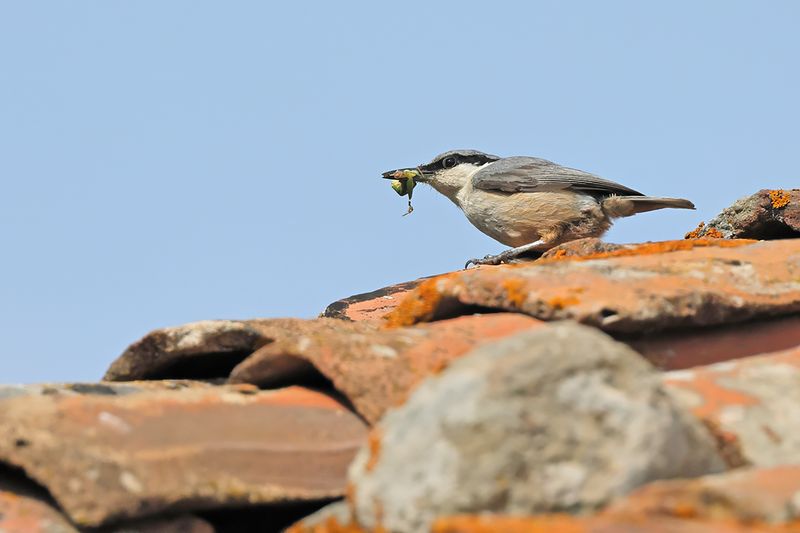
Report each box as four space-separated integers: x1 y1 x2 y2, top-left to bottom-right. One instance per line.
685 222 706 239
665 372 759 420
292 506 800 533
432 515 585 533
383 276 447 328
365 430 382 472
770 189 791 209
536 238 755 265
433 513 800 533
551 249 568 258
428 357 452 375
670 502 701 519
502 278 528 308
383 238 759 326
685 222 724 239
345 482 356 507
547 295 581 310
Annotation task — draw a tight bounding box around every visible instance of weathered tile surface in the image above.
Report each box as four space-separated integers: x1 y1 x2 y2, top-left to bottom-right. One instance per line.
0 383 367 527
229 313 544 424
385 239 800 334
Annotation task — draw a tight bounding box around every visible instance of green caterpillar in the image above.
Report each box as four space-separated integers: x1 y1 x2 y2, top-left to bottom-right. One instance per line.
389 169 418 216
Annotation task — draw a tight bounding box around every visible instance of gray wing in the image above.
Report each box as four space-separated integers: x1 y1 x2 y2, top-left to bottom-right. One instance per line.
472 157 644 196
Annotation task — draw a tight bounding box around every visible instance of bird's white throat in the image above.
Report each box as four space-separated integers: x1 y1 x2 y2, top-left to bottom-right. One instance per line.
429 163 487 203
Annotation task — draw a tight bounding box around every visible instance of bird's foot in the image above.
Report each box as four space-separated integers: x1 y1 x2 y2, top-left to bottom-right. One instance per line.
464 250 517 269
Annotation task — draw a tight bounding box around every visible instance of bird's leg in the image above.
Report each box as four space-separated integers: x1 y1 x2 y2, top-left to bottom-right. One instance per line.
465 240 547 269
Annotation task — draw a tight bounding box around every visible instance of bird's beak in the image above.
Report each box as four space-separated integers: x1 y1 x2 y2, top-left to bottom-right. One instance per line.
381 167 429 182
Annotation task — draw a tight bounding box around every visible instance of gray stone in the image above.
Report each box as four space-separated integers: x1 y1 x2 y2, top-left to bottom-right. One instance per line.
348 322 726 533
663 346 800 467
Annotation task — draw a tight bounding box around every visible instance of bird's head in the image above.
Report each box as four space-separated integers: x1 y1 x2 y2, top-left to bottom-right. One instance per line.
382 149 499 198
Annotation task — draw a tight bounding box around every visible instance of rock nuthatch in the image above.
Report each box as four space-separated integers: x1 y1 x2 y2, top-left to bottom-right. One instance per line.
382 150 695 268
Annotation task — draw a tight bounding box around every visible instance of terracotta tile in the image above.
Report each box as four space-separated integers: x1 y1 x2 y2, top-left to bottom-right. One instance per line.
104 318 377 381
624 314 800 370
664 346 800 466
0 384 368 527
229 313 545 424
321 278 428 322
383 239 800 334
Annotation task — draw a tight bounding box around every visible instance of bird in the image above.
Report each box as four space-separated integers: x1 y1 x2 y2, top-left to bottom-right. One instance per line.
382 149 695 268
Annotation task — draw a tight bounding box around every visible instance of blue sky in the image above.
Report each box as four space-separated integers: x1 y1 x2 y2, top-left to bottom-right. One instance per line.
1 1 798 383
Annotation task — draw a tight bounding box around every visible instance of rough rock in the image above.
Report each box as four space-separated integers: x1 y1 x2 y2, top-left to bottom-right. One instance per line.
0 382 367 527
384 239 800 334
293 466 800 532
685 189 800 240
664 345 800 467
346 323 724 533
229 313 545 424
321 278 426 321
104 318 377 381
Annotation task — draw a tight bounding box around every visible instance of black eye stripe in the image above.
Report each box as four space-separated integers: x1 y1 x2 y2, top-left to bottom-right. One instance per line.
449 154 493 166
422 152 500 172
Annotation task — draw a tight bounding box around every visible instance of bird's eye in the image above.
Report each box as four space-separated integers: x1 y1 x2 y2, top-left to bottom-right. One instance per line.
443 157 457 168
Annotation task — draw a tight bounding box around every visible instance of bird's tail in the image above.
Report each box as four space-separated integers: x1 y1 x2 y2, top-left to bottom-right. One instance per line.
602 196 695 218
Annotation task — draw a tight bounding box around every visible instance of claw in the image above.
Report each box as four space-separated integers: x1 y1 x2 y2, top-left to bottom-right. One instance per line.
464 254 506 269
464 240 547 269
